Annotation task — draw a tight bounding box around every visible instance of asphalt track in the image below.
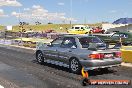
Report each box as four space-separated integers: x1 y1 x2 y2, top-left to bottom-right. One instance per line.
0 46 132 88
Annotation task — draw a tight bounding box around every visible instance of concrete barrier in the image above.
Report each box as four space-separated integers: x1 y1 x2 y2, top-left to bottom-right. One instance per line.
121 46 132 63
12 38 53 48
0 39 12 45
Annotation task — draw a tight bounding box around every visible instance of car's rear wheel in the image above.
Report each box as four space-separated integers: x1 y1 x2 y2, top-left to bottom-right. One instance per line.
36 51 44 64
69 58 82 74
85 32 88 34
88 31 92 34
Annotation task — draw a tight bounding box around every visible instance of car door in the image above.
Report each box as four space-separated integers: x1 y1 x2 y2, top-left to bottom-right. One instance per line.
57 37 77 64
74 27 82 34
81 27 87 34
44 37 63 61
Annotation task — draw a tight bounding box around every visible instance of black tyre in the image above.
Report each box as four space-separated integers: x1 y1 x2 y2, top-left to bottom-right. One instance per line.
102 30 105 34
125 43 132 46
123 43 129 46
69 58 82 74
89 31 92 34
85 32 88 34
36 51 44 64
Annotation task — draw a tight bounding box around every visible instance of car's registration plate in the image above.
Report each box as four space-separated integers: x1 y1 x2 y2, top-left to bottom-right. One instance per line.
104 53 113 58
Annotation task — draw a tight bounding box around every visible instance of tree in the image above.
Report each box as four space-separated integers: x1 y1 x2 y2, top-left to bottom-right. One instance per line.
48 22 53 24
35 21 41 25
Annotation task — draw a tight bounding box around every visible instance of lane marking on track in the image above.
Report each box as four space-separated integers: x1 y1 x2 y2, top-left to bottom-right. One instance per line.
0 85 4 88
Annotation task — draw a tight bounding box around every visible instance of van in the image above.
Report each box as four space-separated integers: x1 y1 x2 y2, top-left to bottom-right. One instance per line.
67 25 91 34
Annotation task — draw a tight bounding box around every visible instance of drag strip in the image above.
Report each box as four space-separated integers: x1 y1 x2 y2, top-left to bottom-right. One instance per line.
0 47 82 88
0 46 132 88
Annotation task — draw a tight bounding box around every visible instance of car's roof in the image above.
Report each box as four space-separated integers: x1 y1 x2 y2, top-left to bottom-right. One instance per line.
63 34 96 38
116 32 132 34
72 25 86 27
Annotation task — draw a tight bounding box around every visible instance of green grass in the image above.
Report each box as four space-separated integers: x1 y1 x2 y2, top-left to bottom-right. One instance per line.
0 26 4 30
8 23 102 32
12 24 70 32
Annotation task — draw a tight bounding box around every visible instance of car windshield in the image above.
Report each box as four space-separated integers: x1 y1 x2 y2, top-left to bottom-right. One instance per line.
79 37 103 48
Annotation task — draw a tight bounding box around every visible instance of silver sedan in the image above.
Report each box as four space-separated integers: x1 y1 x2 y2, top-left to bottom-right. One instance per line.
36 35 122 74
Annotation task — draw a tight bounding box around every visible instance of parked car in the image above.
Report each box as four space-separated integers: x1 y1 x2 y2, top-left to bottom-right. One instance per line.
97 32 132 46
45 29 56 33
36 34 122 74
67 25 91 34
90 27 105 34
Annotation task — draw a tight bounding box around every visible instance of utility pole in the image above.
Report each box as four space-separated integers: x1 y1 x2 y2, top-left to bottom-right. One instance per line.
70 0 73 28
4 27 6 44
18 9 23 46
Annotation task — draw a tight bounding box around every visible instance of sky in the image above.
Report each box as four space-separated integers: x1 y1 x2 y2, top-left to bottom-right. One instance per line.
0 0 132 25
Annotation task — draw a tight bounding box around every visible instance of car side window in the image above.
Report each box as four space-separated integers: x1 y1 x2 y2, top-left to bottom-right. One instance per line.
75 27 80 30
79 38 90 48
51 37 63 47
61 37 77 48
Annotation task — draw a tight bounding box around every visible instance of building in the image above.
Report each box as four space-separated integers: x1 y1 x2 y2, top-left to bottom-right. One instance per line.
102 23 126 32
107 24 132 32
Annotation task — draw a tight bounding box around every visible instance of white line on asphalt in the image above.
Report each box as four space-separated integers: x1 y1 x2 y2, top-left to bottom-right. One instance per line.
121 62 132 67
0 85 4 88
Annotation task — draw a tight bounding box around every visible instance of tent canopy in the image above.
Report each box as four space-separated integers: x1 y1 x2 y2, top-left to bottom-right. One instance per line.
113 18 132 24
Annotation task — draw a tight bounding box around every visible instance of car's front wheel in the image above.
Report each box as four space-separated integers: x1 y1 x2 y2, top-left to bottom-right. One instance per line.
36 51 44 64
102 30 105 34
69 58 82 74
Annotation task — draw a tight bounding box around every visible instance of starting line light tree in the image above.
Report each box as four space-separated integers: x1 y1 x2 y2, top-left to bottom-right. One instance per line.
19 22 27 32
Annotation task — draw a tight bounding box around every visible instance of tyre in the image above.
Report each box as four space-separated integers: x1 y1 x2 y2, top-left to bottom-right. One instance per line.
126 43 131 46
89 31 92 34
123 43 129 46
36 51 44 64
69 58 82 74
101 30 105 34
85 32 88 34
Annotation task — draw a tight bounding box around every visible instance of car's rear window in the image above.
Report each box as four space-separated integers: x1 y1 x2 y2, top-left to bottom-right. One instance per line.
79 37 103 48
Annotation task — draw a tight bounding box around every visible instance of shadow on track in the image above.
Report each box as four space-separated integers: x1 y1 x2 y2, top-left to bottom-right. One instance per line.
31 60 118 77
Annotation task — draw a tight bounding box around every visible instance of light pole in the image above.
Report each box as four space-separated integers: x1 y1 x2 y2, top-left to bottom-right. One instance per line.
70 0 73 28
18 9 23 46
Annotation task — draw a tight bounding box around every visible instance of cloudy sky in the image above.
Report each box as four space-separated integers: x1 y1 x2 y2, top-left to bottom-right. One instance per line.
0 0 132 25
